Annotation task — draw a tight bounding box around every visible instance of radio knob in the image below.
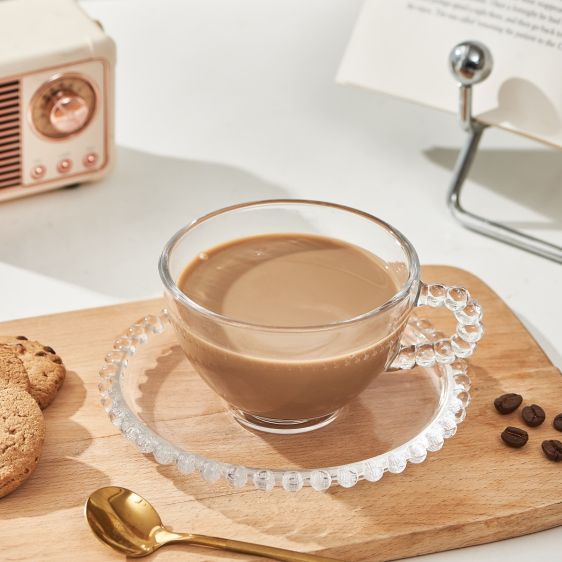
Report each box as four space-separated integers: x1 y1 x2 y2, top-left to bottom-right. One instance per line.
48 92 90 134
30 75 96 139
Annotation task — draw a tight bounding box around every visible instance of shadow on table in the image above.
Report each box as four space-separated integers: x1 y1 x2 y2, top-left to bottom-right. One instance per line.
0 370 109 519
424 147 562 232
150 367 499 562
149 361 498 560
0 146 289 300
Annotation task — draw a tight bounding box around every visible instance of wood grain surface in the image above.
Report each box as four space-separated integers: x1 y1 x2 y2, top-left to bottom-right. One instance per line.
0 266 560 562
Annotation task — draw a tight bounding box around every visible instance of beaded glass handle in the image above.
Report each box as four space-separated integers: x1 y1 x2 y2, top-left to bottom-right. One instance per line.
391 283 483 370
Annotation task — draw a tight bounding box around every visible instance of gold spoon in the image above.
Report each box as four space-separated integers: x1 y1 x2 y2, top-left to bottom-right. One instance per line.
85 486 341 561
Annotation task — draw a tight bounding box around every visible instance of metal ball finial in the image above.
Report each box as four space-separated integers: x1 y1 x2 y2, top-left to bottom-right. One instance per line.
449 41 493 86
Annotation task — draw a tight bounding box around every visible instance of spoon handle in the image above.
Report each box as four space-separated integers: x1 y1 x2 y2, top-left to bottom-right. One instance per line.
172 532 342 562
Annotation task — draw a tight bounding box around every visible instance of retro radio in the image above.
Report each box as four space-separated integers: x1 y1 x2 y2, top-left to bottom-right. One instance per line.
0 0 115 202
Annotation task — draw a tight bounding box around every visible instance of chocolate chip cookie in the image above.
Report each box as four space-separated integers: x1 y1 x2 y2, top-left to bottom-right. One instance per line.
0 344 30 392
0 387 45 498
0 336 65 409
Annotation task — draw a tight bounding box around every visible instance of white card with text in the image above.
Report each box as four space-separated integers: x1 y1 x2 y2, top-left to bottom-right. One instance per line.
337 0 562 147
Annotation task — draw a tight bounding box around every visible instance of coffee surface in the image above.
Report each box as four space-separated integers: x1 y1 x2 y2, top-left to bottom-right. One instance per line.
178 233 398 327
173 233 405 421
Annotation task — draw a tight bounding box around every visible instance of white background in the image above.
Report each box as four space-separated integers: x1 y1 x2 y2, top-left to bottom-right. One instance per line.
1 1 561 559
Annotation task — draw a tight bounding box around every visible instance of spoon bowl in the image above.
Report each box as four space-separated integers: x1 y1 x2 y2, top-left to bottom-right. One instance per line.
85 486 163 557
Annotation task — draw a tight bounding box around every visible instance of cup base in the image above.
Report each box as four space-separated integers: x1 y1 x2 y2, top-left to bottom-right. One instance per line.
229 408 341 434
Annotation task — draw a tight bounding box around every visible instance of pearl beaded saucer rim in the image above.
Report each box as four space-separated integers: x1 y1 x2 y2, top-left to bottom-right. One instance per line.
99 311 472 492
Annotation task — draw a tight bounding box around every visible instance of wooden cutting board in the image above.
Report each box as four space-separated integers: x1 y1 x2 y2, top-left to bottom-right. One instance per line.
1 266 561 562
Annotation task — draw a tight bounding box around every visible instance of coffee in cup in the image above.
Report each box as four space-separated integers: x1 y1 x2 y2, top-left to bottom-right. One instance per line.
160 200 482 433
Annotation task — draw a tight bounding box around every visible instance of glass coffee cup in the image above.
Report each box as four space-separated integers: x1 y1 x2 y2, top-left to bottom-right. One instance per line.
160 200 482 434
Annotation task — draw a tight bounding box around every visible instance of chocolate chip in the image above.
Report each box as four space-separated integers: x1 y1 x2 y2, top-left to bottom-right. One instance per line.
34 351 46 357
494 393 523 414
501 426 528 448
553 414 562 432
52 357 63 364
521 404 546 427
541 439 562 462
43 346 55 354
15 335 28 340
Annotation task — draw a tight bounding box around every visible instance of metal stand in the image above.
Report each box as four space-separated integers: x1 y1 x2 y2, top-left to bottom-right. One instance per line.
448 41 562 263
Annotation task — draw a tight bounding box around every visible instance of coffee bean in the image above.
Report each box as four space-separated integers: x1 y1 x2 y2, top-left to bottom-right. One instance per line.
553 414 562 432
521 404 546 427
541 439 562 462
494 393 523 414
501 426 528 448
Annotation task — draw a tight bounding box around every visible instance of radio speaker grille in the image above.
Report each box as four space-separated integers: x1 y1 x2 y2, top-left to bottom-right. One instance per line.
0 80 21 189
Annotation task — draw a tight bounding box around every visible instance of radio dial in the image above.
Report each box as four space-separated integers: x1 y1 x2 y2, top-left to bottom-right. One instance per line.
30 75 96 139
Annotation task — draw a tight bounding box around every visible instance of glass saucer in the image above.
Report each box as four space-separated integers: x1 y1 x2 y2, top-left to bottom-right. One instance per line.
99 311 471 492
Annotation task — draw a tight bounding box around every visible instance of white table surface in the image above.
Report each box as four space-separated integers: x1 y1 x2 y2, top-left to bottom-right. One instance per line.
1 1 561 559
